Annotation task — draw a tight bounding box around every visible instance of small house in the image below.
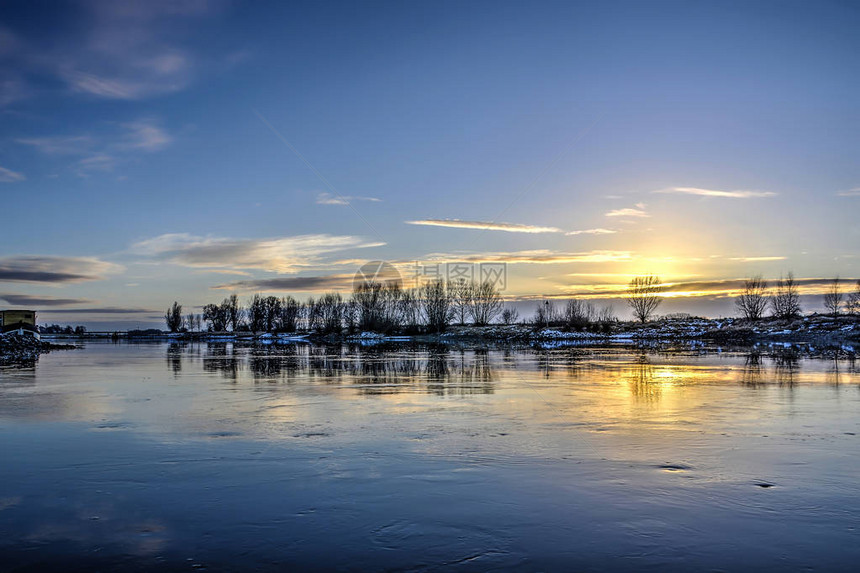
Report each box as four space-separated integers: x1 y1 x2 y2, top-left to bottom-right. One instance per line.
0 309 39 337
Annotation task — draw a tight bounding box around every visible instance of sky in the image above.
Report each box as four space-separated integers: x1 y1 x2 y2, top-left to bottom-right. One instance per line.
0 0 858 329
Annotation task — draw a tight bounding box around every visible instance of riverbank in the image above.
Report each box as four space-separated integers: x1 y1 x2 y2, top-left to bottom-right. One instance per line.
39 314 860 355
0 333 77 366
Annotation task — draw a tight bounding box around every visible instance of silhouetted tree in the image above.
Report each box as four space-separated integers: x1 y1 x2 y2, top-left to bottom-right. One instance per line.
164 301 183 332
421 279 452 332
203 303 227 331
450 279 473 325
563 299 596 330
222 294 243 331
279 296 301 332
736 276 768 320
824 277 842 315
533 300 559 328
771 272 801 319
469 280 503 326
501 307 519 325
626 275 663 322
247 294 266 332
845 280 860 315
343 299 358 333
262 296 282 332
399 288 421 331
316 292 344 333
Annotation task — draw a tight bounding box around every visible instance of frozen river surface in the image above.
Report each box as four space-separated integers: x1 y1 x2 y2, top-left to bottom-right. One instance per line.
1 341 859 571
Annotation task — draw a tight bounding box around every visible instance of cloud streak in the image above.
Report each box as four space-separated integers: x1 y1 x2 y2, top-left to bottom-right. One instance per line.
552 277 858 300
728 256 786 262
655 187 777 199
565 228 617 236
0 256 122 284
0 166 25 182
317 193 381 206
16 120 172 175
0 293 91 306
605 204 649 218
132 233 384 273
40 307 158 315
837 187 860 197
418 250 633 265
407 219 562 234
213 274 356 292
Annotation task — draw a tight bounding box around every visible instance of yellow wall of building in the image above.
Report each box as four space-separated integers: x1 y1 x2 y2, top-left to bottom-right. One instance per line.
0 310 37 327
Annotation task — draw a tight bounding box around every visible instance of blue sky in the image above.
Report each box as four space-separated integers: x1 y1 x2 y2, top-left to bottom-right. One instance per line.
1 0 858 327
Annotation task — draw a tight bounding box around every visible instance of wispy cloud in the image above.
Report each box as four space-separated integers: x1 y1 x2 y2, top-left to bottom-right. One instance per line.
0 293 91 306
549 277 858 300
0 166 25 182
54 1 215 100
0 256 123 284
407 219 562 234
41 307 158 315
605 203 649 218
16 120 171 175
317 192 382 206
837 187 860 197
1 1 224 104
418 250 633 265
16 136 95 155
213 274 356 292
118 119 171 151
565 228 617 236
77 154 117 172
654 187 777 199
728 256 786 262
132 233 384 273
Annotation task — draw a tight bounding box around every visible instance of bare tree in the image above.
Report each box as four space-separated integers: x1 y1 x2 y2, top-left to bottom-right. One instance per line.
823 277 842 315
316 292 344 333
420 279 452 332
563 299 596 330
247 294 267 332
203 303 227 331
468 280 503 326
222 294 243 331
399 288 422 332
501 307 519 325
164 301 183 332
185 313 196 333
626 275 663 323
305 296 321 331
343 299 359 333
353 282 384 332
736 276 769 320
279 296 301 332
449 279 473 325
532 300 560 328
845 280 860 315
771 272 801 319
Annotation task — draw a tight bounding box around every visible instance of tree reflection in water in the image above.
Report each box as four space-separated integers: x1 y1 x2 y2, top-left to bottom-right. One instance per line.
176 342 497 396
740 352 764 387
626 353 660 401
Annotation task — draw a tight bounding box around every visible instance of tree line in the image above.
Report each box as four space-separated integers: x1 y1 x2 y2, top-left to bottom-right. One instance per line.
735 274 860 320
619 273 860 323
165 273 860 334
165 279 508 334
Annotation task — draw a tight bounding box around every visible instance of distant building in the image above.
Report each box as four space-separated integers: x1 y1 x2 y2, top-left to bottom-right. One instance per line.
0 309 38 337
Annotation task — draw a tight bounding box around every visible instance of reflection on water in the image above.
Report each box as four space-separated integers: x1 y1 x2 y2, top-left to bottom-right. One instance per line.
169 342 498 396
1 341 859 571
